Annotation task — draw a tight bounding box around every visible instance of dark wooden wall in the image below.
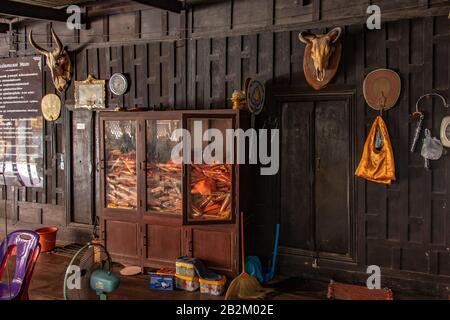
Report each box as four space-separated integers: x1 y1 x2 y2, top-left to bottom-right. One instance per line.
0 0 448 293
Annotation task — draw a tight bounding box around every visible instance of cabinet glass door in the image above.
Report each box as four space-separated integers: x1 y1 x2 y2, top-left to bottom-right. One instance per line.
185 117 234 224
146 119 182 215
104 120 137 210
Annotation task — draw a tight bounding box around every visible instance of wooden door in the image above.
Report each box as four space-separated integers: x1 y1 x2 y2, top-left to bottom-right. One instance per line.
314 100 350 258
280 102 315 254
280 95 355 271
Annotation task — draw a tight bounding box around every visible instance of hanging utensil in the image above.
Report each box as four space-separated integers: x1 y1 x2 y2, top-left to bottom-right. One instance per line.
410 112 424 152
411 93 449 153
421 128 443 171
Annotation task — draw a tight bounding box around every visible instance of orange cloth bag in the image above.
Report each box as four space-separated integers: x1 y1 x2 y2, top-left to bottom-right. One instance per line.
355 116 396 184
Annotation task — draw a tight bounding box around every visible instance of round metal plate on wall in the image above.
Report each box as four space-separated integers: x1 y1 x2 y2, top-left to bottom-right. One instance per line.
109 73 128 96
440 116 450 148
246 79 265 115
363 69 401 111
41 93 61 122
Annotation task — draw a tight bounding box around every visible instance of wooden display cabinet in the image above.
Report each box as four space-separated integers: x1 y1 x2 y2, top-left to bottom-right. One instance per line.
98 109 252 277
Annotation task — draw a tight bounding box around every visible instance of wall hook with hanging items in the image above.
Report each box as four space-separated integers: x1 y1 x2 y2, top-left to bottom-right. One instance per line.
411 93 448 152
363 69 401 153
355 69 401 185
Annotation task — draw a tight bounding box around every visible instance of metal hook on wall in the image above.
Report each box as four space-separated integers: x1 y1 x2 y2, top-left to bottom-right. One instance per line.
410 93 448 153
415 93 449 114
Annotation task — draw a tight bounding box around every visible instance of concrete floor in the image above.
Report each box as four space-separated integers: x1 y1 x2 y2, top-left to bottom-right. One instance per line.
1 245 442 300
24 251 326 300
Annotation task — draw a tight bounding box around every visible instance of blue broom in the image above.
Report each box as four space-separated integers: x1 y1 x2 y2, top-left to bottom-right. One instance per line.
263 223 280 283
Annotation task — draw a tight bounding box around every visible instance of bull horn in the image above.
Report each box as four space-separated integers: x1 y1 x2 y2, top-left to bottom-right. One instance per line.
28 30 49 57
51 28 63 57
329 27 342 43
299 31 316 44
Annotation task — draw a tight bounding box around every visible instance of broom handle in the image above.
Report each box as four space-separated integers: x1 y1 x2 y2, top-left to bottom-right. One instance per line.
240 212 245 272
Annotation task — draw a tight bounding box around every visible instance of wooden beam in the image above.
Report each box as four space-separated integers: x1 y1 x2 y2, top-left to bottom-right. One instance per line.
0 1 69 22
185 0 227 4
132 0 183 13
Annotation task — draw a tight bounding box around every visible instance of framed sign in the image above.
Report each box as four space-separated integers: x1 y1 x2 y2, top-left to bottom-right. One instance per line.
0 56 44 187
75 75 106 110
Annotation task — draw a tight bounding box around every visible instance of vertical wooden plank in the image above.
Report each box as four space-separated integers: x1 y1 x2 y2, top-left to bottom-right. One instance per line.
398 19 410 250
422 17 434 251
274 31 290 86
312 0 321 21
178 8 188 108
160 42 170 107
355 24 366 266
188 38 197 108
168 41 176 108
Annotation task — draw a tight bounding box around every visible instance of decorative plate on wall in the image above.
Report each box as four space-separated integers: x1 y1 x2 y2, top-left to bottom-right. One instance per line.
41 94 61 122
246 79 265 115
440 116 450 148
109 73 128 96
363 69 401 111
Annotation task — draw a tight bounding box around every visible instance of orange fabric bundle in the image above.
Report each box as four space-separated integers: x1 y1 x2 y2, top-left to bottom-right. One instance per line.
355 116 396 184
191 178 216 195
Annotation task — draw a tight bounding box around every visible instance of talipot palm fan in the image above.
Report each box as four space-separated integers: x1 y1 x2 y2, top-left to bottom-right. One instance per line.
225 213 274 300
63 242 119 300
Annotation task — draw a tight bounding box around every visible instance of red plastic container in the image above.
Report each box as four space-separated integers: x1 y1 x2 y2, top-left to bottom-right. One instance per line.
35 227 58 252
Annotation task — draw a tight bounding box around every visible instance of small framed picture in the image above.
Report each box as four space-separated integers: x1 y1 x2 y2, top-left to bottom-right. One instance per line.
75 75 106 110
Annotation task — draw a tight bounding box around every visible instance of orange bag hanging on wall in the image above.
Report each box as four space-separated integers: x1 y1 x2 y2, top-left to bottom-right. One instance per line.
355 116 396 184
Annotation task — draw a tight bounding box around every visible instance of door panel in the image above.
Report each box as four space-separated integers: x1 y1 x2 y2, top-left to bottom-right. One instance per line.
72 110 93 224
190 227 235 274
145 224 182 264
281 102 314 251
315 101 349 255
105 220 140 263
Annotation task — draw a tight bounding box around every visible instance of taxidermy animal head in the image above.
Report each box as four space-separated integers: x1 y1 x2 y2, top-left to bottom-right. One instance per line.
298 27 342 90
29 28 73 92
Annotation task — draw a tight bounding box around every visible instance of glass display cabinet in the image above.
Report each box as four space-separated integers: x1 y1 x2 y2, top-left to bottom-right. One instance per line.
184 116 234 224
104 120 137 210
98 110 252 276
145 119 182 215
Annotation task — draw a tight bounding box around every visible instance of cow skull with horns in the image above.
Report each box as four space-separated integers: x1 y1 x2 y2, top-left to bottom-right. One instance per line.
29 28 73 92
299 27 342 90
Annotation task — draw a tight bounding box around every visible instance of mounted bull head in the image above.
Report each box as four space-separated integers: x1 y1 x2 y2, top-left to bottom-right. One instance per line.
29 28 73 92
299 27 342 90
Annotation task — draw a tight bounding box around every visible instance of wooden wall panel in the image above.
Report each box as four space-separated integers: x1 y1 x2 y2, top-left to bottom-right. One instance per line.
0 0 447 294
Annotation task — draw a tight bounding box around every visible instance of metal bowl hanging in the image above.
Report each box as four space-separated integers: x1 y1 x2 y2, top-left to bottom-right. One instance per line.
41 94 61 122
363 69 401 112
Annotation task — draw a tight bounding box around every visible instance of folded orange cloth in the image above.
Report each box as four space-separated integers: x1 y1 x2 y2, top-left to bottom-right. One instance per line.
191 178 216 195
355 116 396 184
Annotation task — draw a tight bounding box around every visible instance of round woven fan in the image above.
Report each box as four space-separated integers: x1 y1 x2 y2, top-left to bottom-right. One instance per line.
363 69 401 111
41 94 61 121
